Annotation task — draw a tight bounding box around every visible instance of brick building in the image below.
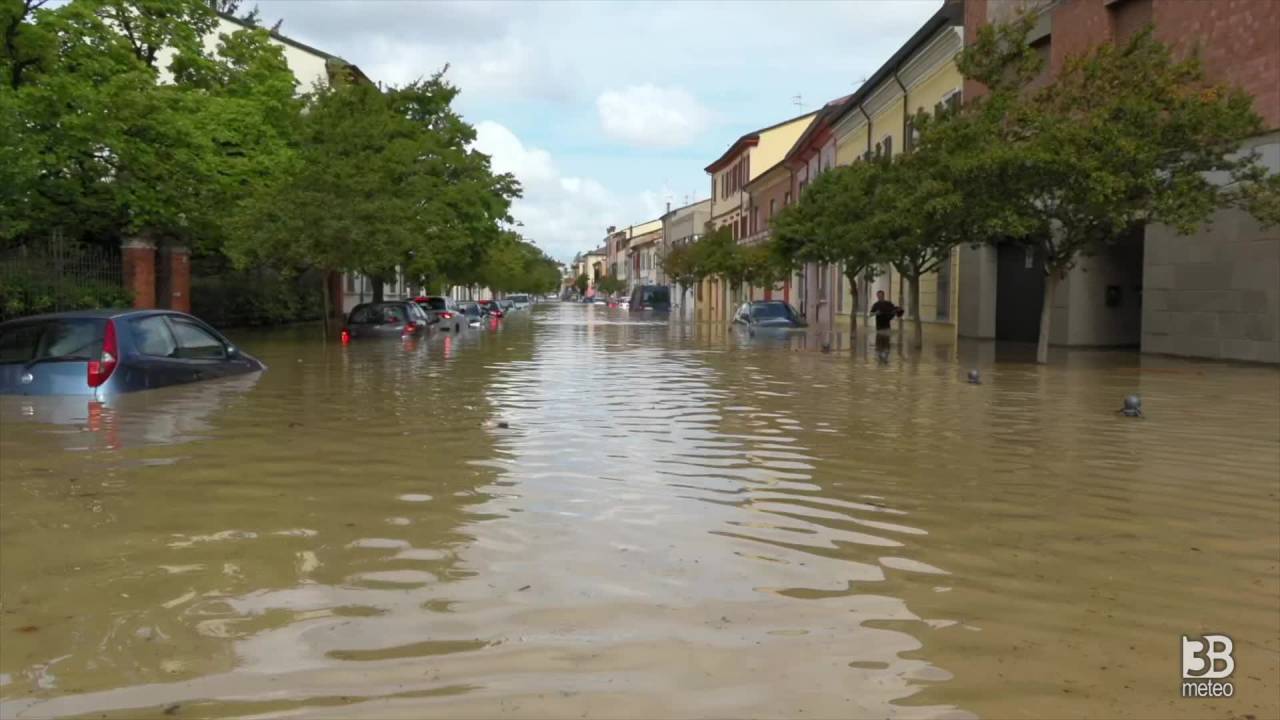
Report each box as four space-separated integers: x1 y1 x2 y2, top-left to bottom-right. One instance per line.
957 0 1280 362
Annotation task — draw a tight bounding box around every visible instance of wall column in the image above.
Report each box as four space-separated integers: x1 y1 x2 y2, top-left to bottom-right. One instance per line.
157 244 190 312
121 237 157 309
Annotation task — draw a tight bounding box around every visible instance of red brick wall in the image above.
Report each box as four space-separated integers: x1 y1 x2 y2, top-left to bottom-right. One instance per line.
1152 0 1280 130
121 242 156 309
159 246 191 313
962 0 989 101
962 0 1279 130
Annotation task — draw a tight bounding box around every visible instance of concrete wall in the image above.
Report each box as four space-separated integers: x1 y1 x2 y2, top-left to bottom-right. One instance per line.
1143 137 1280 363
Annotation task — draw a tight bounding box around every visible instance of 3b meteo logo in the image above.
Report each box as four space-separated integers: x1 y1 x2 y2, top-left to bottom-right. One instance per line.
1181 634 1234 698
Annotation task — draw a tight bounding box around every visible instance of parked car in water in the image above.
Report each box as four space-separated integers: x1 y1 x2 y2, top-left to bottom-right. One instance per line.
341 301 432 343
0 310 265 396
477 300 504 318
497 298 515 314
732 301 807 328
414 296 463 332
507 294 531 310
629 285 672 312
457 301 484 325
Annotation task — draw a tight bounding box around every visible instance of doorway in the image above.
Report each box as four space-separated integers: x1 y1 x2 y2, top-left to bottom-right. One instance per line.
996 242 1044 342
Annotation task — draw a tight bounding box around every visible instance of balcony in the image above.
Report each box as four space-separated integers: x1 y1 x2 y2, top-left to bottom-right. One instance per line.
739 229 772 246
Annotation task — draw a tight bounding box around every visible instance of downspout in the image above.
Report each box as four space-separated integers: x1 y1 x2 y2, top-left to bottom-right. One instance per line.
893 71 908 155
858 104 872 159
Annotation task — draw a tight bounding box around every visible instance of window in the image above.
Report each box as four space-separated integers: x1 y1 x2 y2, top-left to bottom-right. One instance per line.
905 117 916 153
345 273 356 292
752 207 760 234
743 154 749 181
131 315 177 357
882 135 893 159
0 320 103 364
784 191 791 206
170 319 227 360
740 216 748 238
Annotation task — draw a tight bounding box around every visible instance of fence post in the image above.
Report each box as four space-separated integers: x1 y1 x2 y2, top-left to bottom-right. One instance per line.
157 244 190 312
122 237 157 309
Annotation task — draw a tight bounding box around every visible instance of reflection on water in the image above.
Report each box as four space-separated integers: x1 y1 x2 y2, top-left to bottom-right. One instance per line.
1 305 1277 719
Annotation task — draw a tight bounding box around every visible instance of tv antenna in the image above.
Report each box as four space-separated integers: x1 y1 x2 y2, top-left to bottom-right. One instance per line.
791 94 804 108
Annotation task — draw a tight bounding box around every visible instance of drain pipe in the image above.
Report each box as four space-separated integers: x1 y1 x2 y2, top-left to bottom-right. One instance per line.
893 71 909 155
858 104 872 160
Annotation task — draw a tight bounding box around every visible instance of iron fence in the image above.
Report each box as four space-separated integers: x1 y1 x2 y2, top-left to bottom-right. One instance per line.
0 231 125 320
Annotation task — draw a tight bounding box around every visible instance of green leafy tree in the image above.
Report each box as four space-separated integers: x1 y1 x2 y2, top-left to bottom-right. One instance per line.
229 72 518 319
1 0 298 251
595 273 626 296
956 19 1280 362
573 272 589 295
771 161 886 336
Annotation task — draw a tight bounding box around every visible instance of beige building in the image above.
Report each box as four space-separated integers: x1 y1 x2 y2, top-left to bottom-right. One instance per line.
703 111 817 320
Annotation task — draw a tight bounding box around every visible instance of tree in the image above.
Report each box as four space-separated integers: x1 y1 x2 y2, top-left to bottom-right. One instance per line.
228 71 519 316
770 161 887 336
596 273 626 296
573 273 588 295
955 19 1280 362
1 0 299 250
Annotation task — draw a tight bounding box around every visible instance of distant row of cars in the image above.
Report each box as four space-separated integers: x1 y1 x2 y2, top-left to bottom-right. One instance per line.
339 294 532 343
575 285 674 312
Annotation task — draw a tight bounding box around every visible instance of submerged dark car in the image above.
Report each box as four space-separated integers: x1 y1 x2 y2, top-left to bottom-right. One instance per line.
341 301 432 343
629 285 671 312
0 310 265 397
477 300 504 318
732 301 807 328
457 301 484 324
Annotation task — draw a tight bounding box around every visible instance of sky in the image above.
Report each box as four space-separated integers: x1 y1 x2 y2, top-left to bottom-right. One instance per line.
249 0 944 263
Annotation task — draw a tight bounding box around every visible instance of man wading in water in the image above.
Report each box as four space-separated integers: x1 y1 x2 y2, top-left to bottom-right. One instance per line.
870 290 902 334
870 290 902 357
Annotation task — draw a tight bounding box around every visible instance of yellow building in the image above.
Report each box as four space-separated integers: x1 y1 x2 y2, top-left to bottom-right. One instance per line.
701 111 817 320
827 4 965 328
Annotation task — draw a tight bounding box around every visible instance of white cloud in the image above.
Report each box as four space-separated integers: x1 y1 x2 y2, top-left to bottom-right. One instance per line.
596 85 711 148
473 122 666 262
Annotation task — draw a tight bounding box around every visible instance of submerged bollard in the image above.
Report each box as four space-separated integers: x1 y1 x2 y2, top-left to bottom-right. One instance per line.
1120 395 1143 418
967 369 981 385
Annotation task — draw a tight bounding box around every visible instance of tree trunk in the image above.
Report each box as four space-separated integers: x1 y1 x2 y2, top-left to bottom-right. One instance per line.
371 275 384 303
908 273 922 350
321 272 332 339
1036 271 1059 364
848 276 858 336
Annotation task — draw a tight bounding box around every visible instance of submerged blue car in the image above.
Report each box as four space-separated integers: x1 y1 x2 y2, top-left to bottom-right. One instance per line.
0 310 265 396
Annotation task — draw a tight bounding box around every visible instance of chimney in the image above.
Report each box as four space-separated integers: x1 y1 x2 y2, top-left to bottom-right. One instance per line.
666 201 671 213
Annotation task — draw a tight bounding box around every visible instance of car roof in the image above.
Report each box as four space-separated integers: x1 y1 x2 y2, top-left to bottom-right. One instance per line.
0 308 190 327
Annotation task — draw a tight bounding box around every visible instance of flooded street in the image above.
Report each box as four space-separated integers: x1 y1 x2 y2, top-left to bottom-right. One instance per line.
1 303 1277 720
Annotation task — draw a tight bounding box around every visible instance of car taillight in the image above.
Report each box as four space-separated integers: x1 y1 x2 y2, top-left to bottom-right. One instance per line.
440 312 453 319
340 328 351 345
87 319 118 388
403 324 417 335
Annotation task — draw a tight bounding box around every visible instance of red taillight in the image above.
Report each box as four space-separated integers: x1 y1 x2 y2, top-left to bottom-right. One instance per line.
87 319 118 388
403 323 417 335
340 328 351 345
439 312 453 319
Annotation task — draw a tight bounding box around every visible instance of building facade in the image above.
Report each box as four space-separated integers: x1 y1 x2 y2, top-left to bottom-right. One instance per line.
660 199 712 316
703 111 817 320
957 0 1280 362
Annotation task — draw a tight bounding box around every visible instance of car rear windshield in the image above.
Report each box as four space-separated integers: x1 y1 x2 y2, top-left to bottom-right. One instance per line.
642 288 670 304
509 295 528 302
350 304 409 324
419 297 448 310
751 303 794 320
0 319 105 364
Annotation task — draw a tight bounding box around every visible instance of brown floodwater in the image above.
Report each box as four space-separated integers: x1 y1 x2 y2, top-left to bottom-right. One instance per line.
1 303 1277 720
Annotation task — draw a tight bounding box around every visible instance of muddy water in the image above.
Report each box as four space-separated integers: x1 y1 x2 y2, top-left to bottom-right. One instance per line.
1 303 1277 720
